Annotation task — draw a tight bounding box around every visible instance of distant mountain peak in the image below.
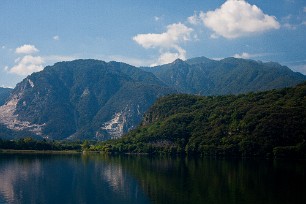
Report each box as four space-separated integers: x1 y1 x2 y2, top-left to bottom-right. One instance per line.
141 57 306 95
186 56 214 65
0 60 175 140
172 58 185 64
1 57 305 141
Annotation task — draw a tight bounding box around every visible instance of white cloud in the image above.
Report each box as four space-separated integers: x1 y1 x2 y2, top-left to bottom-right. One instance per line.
304 7 306 12
187 12 200 25
1 46 5 49
133 23 193 48
233 52 269 59
199 0 280 39
133 23 193 65
233 52 252 59
281 15 298 30
53 35 60 41
8 55 45 76
153 51 184 66
283 23 297 30
15 44 39 54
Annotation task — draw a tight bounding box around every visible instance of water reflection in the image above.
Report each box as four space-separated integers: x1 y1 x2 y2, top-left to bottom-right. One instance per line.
0 154 149 204
0 154 306 204
120 157 306 204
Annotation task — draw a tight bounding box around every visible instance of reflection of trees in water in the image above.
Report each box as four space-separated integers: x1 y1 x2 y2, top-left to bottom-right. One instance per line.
1 154 306 204
117 156 306 204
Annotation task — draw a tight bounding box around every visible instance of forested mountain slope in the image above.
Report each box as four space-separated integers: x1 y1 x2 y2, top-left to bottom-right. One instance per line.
99 82 306 157
142 57 306 95
0 60 174 140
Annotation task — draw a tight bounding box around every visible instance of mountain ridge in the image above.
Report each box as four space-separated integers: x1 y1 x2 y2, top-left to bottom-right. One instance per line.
0 59 175 140
142 56 306 95
0 57 305 140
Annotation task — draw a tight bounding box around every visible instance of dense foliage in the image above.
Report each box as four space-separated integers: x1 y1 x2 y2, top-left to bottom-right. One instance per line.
142 57 306 95
0 137 81 151
93 82 306 157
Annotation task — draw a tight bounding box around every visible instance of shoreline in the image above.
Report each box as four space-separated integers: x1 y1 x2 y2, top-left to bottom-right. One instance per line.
0 149 81 154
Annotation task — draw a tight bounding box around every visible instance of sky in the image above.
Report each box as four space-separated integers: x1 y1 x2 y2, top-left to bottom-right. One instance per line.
1 0 306 87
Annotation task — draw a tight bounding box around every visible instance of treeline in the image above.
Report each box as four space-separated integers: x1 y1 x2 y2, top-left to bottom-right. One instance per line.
0 137 81 151
91 82 306 158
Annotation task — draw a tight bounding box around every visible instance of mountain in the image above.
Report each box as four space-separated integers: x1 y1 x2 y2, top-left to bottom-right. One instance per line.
0 87 12 106
141 57 306 95
0 60 175 140
1 57 305 141
98 82 306 157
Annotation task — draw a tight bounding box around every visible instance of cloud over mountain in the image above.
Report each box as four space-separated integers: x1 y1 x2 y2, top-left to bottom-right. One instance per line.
8 45 45 76
9 55 44 75
133 23 193 65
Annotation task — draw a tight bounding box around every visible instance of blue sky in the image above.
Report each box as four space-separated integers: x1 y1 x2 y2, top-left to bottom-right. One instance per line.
1 0 306 87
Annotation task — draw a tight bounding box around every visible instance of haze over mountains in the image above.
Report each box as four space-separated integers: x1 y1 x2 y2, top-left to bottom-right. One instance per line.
0 57 305 140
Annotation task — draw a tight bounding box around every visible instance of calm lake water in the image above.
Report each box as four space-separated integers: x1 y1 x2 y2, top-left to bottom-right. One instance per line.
0 154 305 204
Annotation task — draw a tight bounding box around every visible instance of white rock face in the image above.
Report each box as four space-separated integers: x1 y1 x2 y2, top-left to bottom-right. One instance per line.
28 79 34 88
0 93 45 135
99 112 127 139
81 88 90 97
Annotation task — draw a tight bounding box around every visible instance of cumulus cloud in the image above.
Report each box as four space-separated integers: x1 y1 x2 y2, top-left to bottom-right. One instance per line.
8 55 44 76
15 44 39 54
53 35 60 40
133 23 193 48
199 0 280 39
133 23 193 65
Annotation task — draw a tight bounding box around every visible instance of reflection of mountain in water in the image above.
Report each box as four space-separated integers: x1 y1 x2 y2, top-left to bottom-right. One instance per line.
0 156 42 203
1 155 306 204
0 154 149 204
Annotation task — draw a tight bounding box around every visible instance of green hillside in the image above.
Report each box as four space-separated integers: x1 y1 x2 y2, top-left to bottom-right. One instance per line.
95 82 306 157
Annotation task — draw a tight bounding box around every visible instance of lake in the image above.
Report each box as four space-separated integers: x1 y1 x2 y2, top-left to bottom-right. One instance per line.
0 154 305 204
